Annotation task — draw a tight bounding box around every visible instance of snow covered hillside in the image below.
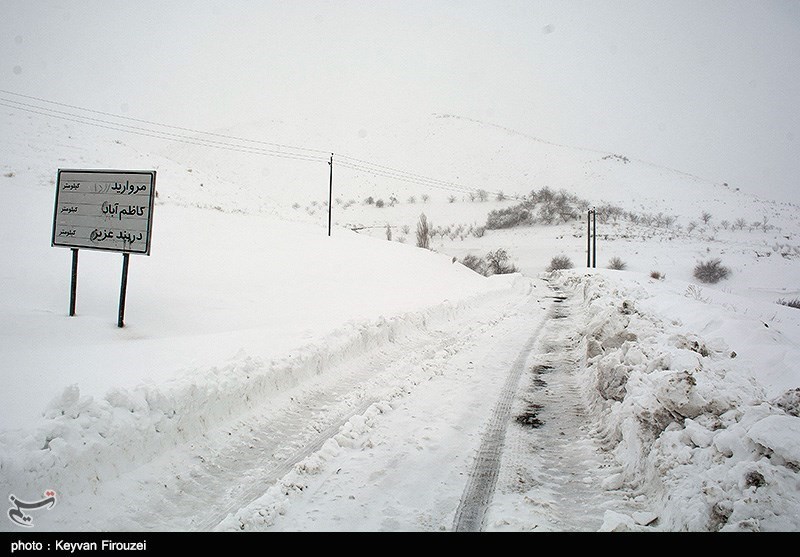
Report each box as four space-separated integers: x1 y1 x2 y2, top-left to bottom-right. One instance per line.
1 107 798 532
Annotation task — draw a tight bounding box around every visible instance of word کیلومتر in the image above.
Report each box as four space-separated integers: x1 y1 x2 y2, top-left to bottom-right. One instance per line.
51 169 156 327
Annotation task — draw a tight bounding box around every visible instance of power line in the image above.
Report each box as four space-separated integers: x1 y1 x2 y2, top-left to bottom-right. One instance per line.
0 88 329 156
0 99 329 164
337 160 502 198
1 91 510 198
337 153 494 197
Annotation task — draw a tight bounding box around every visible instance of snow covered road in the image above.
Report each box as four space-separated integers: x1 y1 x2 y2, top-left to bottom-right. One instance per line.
4 270 798 532
22 271 636 532
221 276 556 531
5 274 570 531
220 278 639 532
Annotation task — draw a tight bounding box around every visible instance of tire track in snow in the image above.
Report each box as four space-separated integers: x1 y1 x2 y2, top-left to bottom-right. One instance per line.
66 283 537 531
197 397 378 531
487 282 644 531
451 286 557 532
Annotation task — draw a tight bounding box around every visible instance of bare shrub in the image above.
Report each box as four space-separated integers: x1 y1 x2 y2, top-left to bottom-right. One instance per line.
486 205 532 229
685 284 710 302
693 259 731 284
416 213 431 249
777 298 800 309
650 270 665 280
385 223 392 241
547 255 573 271
773 388 800 416
485 249 518 275
608 257 627 270
375 199 385 208
460 254 486 275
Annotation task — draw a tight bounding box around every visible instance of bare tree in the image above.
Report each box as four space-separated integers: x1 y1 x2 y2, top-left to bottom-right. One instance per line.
416 213 431 249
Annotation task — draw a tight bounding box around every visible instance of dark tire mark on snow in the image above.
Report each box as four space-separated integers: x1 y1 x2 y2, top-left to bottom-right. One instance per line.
452 287 562 532
490 283 645 531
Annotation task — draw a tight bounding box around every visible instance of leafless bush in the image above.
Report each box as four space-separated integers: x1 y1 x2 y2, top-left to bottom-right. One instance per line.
485 249 518 275
460 254 486 275
693 259 731 284
608 257 627 270
650 270 665 280
416 213 431 249
486 205 532 229
685 284 710 302
547 255 573 271
777 298 800 309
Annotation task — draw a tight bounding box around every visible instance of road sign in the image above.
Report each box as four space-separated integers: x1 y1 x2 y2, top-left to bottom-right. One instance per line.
52 169 156 255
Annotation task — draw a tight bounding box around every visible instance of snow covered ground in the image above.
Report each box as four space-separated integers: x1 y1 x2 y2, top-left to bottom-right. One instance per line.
1 107 798 532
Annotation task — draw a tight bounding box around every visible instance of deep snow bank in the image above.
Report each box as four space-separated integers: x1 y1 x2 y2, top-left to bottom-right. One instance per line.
0 269 529 511
555 270 800 531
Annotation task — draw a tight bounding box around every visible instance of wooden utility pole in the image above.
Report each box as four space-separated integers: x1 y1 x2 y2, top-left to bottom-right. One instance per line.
593 208 597 268
587 210 592 268
328 153 333 237
586 208 598 268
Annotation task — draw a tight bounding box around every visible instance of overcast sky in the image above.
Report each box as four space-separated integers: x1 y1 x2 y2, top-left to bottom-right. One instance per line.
3 0 799 202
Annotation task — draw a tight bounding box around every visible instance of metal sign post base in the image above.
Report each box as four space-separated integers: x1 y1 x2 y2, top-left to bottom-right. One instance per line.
118 253 130 328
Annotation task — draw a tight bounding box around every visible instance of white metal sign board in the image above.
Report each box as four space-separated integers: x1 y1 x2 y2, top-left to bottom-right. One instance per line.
52 169 156 255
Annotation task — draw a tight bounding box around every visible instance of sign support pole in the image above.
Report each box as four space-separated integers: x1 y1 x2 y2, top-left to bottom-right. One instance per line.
69 248 79 316
118 253 130 328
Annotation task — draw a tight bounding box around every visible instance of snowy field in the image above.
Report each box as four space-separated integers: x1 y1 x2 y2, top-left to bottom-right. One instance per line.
1 107 798 532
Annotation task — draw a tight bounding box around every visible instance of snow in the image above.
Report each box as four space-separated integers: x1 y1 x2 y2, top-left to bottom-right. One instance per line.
1 103 799 532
